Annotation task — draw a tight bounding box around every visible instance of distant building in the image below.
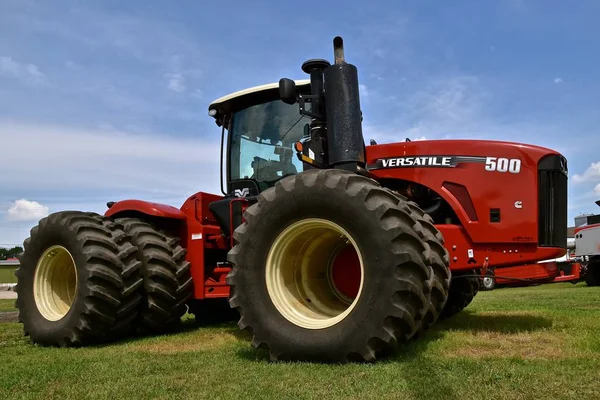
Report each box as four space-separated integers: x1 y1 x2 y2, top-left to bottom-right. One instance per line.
0 258 19 284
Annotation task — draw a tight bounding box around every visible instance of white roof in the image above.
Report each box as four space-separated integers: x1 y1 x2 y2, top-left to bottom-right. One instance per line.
209 79 310 109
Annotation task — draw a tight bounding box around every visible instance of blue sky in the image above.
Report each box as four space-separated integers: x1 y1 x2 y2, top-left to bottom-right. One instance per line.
1 0 600 246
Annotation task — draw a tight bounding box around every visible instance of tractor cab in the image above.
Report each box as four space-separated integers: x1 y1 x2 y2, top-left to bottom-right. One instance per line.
209 80 313 197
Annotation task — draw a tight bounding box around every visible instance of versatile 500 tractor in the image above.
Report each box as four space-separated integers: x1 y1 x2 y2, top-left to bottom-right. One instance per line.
15 37 568 362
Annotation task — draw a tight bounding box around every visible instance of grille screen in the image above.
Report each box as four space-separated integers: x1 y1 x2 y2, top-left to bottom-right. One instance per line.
538 155 568 248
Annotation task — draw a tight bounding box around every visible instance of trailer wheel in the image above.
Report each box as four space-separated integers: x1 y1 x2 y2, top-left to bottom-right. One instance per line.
15 211 143 346
227 169 435 362
482 272 496 290
114 218 193 334
439 271 479 320
584 262 600 287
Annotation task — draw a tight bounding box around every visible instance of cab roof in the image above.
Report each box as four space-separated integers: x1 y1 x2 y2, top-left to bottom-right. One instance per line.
208 79 310 126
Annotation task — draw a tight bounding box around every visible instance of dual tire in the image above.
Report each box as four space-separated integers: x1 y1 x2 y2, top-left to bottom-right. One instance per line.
226 169 450 362
15 212 193 346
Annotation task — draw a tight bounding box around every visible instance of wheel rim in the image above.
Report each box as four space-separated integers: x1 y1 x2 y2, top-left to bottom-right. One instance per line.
482 276 494 289
265 218 364 330
33 245 78 321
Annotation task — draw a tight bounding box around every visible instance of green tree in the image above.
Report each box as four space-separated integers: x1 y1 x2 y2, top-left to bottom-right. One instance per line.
0 246 23 260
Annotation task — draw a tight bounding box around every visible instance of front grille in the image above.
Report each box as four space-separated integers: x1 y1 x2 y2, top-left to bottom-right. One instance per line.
538 155 568 248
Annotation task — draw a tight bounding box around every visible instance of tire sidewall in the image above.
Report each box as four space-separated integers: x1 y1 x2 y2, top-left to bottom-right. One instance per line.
17 220 91 344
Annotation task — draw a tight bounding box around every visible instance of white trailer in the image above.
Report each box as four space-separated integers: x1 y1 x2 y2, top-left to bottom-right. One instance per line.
574 200 600 286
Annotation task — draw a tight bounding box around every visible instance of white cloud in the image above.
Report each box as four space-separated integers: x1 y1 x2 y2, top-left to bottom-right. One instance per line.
554 77 563 84
0 122 225 245
363 76 488 144
25 64 44 78
0 56 46 83
408 76 486 123
595 183 600 195
191 89 203 99
166 72 185 92
0 122 222 198
0 56 20 75
65 60 82 71
359 84 369 98
7 200 50 221
573 162 600 183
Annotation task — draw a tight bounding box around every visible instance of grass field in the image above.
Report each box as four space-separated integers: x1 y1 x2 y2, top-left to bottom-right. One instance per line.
1 283 598 399
0 266 17 283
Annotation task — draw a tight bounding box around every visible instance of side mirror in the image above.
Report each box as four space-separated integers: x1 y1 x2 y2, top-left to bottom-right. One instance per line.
279 78 297 105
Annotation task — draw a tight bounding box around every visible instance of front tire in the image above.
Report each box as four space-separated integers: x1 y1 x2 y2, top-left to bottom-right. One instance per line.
439 271 480 320
404 201 451 334
227 169 439 362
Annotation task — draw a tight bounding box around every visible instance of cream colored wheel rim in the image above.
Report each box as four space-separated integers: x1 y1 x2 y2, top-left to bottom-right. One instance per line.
33 245 78 321
265 218 364 329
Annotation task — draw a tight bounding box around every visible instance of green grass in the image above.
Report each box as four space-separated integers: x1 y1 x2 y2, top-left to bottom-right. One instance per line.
0 283 599 399
0 299 15 312
0 266 17 283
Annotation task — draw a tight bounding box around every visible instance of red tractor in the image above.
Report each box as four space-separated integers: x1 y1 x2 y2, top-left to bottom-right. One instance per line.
15 37 568 362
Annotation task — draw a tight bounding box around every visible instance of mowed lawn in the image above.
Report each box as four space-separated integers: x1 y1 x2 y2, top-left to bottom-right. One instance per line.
1 283 599 400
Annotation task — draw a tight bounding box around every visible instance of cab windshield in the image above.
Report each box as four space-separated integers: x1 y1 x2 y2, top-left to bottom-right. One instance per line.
229 99 310 189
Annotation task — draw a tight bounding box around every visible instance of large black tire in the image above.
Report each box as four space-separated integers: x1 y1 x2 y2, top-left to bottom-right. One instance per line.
114 218 193 334
439 271 479 320
584 262 600 287
404 201 451 333
15 211 143 346
226 169 442 362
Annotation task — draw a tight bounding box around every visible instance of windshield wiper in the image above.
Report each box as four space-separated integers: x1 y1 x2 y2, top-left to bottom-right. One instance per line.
280 115 306 143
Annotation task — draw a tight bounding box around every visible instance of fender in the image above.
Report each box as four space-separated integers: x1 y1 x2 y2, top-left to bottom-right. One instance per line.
104 199 186 219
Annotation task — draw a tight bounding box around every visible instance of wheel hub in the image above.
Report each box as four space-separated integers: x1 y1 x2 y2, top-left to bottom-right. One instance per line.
33 245 78 321
265 218 364 329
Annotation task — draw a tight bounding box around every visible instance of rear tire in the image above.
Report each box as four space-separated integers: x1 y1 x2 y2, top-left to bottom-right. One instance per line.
227 169 438 362
15 211 143 346
439 271 479 320
584 262 600 287
114 218 193 334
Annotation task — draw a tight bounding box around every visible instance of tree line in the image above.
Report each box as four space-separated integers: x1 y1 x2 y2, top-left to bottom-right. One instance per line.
0 246 23 260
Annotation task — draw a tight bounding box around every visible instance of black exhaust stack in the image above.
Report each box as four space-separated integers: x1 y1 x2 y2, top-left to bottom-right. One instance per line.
324 36 365 171
279 36 366 172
